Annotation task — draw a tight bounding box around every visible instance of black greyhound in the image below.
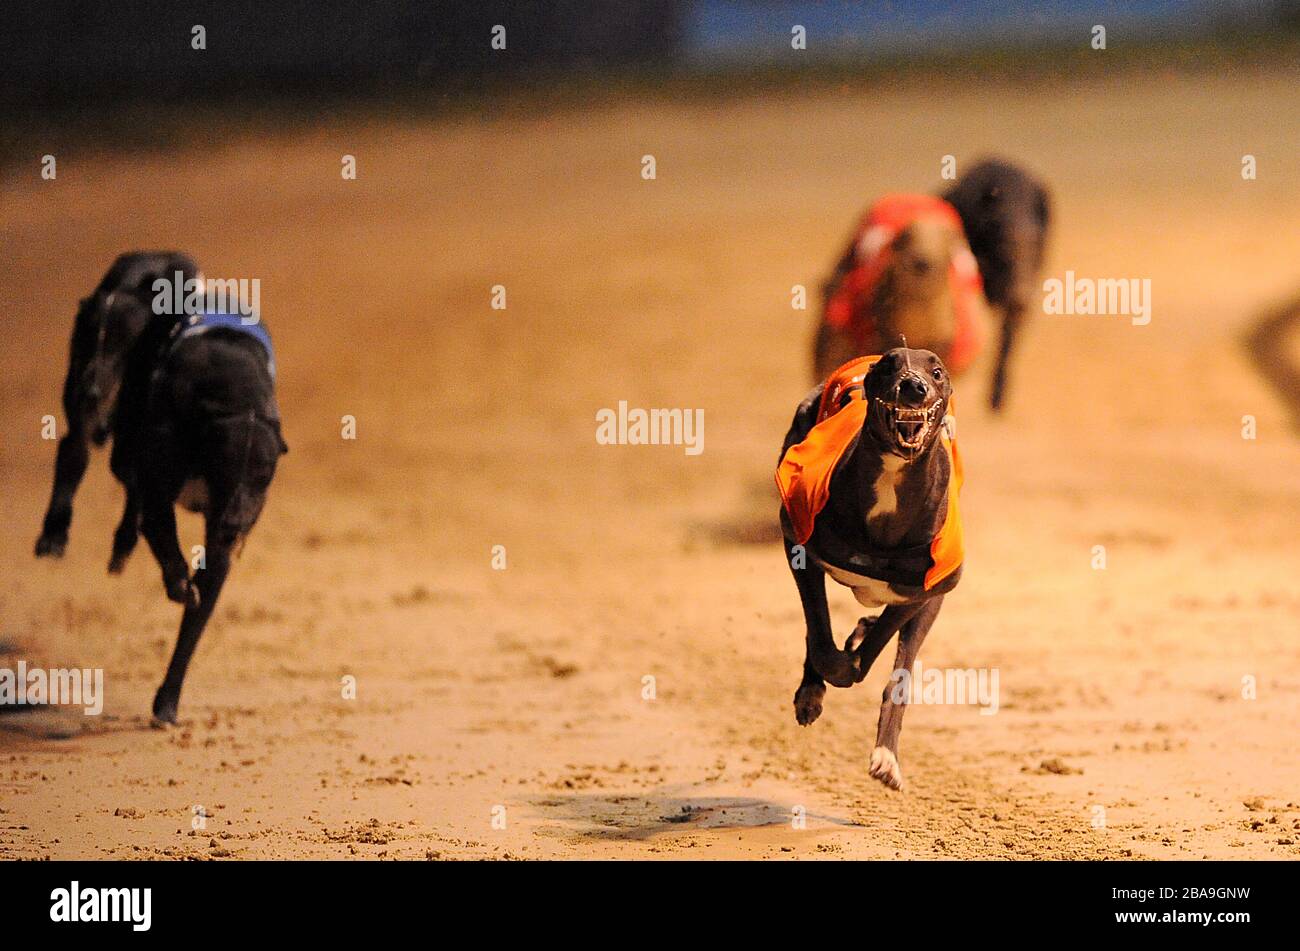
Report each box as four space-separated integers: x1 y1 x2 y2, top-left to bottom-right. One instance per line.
942 158 1051 412
131 312 287 723
35 251 200 559
777 348 963 790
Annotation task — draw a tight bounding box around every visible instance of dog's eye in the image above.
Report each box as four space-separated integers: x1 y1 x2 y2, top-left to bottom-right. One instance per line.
931 367 944 381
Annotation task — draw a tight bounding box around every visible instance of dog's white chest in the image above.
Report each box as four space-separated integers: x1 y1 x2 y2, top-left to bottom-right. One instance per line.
867 456 905 525
816 558 909 607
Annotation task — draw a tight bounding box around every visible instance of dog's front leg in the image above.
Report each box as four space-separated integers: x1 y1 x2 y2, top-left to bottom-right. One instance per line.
787 541 861 727
140 497 195 606
152 543 230 724
868 596 943 790
35 424 90 557
989 302 1025 412
790 549 831 725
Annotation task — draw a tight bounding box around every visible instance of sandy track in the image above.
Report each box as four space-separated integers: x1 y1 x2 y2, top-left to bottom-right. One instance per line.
1 69 1298 859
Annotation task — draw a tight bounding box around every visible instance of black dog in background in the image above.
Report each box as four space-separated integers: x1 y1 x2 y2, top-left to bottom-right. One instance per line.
37 255 285 723
130 311 286 723
942 158 1051 412
35 251 199 559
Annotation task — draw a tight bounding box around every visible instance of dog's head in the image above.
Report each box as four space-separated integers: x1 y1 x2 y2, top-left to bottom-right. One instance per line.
943 158 1049 304
204 411 288 548
888 217 960 300
863 348 953 460
71 292 152 443
71 252 197 443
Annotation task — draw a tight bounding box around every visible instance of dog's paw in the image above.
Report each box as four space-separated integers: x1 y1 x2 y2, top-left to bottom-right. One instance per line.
108 553 128 574
868 746 904 790
793 682 826 726
845 616 875 653
151 690 179 726
821 651 861 689
164 576 198 607
35 533 67 559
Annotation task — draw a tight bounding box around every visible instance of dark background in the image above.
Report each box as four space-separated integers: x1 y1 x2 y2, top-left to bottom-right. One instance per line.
4 0 1298 110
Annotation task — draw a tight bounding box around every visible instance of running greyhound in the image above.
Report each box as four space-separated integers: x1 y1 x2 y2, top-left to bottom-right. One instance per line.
942 159 1051 412
35 251 199 559
777 347 963 789
133 310 286 723
814 194 986 383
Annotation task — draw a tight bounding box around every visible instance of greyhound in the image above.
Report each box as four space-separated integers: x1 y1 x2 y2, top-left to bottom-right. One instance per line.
131 311 287 723
814 194 985 383
942 158 1051 412
777 348 963 789
35 251 200 560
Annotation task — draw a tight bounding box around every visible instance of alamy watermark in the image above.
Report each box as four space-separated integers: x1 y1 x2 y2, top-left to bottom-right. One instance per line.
0 661 103 715
50 881 151 931
1042 271 1151 326
151 270 260 321
888 660 999 715
595 402 704 456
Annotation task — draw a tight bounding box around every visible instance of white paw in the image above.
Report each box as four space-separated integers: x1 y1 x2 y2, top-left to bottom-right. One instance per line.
869 746 904 790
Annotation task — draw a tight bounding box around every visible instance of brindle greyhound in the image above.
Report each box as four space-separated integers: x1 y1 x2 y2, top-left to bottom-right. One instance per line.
814 213 976 382
35 251 199 560
942 159 1051 412
778 347 962 790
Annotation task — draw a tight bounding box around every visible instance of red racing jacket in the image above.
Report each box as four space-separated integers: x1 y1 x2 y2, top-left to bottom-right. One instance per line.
824 194 984 375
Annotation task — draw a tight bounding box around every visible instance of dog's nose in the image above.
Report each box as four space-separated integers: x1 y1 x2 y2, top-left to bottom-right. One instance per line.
898 374 928 407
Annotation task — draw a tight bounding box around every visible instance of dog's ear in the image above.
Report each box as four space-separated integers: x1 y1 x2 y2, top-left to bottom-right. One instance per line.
130 269 158 295
260 410 288 455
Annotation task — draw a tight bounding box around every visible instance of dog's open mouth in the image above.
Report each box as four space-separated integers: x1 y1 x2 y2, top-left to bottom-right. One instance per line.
880 399 945 455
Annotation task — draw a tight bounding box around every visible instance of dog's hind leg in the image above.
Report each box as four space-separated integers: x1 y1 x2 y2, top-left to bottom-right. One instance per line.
847 602 925 684
107 433 142 573
35 425 90 557
108 487 141 574
152 543 230 725
868 597 943 790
